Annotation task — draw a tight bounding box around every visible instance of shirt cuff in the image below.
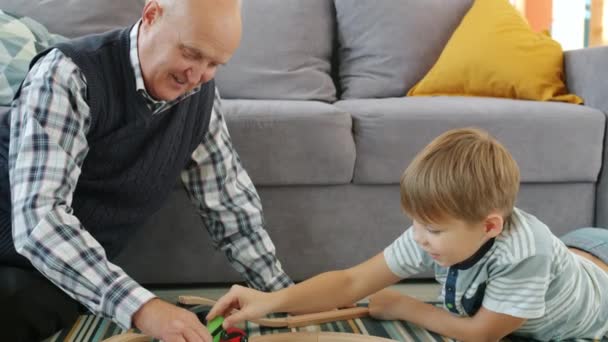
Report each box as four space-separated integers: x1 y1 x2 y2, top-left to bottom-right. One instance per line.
263 272 294 292
101 274 157 329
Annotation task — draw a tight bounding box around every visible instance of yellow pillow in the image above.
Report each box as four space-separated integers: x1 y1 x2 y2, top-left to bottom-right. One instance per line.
407 0 583 104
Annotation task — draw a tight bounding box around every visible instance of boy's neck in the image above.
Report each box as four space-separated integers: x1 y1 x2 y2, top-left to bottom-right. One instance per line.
451 238 496 270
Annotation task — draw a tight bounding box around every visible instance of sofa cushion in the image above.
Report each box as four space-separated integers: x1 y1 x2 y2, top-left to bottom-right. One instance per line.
119 183 595 283
334 0 472 99
335 97 605 184
216 0 336 102
0 0 144 38
223 100 355 185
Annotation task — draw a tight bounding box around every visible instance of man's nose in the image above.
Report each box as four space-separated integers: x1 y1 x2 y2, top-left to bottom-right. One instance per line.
186 64 217 85
185 68 200 85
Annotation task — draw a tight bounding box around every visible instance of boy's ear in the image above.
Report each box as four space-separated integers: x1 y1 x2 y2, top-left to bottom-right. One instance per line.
483 213 504 238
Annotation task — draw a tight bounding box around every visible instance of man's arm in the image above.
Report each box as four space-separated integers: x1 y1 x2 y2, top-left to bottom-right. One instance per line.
380 295 526 342
9 49 156 329
181 89 293 291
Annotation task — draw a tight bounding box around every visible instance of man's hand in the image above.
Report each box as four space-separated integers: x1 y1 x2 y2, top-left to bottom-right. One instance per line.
368 288 409 321
206 284 276 329
133 298 213 342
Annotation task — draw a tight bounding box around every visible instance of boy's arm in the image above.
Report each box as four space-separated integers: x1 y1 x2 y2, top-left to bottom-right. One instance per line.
274 253 401 313
391 295 526 342
208 252 401 327
273 226 432 314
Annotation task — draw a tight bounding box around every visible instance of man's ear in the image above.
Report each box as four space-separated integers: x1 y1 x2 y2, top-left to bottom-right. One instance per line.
141 0 164 27
483 212 504 238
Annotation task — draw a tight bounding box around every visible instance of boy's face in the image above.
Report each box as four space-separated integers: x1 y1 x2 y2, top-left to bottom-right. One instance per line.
411 214 503 267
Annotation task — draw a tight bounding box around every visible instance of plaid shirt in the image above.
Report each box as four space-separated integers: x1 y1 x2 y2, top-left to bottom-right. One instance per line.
8 22 292 329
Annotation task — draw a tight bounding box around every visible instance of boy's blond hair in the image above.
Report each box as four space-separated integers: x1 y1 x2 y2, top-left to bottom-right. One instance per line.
400 127 520 225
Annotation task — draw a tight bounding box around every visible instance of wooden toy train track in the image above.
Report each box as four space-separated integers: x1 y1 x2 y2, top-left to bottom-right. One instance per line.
102 296 391 342
103 331 395 342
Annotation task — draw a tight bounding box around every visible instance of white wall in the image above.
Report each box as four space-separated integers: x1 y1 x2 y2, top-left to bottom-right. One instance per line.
552 0 587 50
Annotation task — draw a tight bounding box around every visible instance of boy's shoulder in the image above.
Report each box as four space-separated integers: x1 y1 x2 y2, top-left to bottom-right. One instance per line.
491 208 558 264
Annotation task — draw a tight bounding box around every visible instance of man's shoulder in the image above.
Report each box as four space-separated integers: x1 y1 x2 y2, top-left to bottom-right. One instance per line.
19 48 85 96
55 27 128 55
29 48 68 69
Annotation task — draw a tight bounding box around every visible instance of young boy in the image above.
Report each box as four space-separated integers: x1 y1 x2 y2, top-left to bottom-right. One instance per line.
207 128 608 341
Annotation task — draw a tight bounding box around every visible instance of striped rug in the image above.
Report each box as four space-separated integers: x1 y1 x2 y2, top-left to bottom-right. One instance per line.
46 303 607 342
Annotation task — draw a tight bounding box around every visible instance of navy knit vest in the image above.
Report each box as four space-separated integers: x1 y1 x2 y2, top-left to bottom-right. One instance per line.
0 27 215 264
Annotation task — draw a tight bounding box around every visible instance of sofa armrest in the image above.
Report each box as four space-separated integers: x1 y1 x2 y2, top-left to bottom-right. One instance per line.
564 46 608 113
565 46 608 227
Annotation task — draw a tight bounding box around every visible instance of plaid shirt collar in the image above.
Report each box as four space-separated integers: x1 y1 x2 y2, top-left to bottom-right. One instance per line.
129 21 200 113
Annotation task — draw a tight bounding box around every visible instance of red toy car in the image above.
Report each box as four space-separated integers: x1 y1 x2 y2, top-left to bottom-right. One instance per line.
220 327 248 342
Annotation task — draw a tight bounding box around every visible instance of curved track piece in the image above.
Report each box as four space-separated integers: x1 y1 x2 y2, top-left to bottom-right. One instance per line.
250 332 396 342
178 295 370 328
102 332 152 342
103 332 396 342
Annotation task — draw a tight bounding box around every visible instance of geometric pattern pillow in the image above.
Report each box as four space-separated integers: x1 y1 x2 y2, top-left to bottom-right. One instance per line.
0 10 66 105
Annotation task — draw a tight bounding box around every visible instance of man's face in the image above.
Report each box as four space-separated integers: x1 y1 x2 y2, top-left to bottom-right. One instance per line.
138 0 242 101
411 217 493 267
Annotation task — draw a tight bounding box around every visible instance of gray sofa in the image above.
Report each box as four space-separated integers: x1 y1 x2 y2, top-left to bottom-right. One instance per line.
2 0 607 285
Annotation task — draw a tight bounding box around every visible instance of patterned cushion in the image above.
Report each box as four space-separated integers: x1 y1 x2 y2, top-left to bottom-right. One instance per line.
0 10 66 105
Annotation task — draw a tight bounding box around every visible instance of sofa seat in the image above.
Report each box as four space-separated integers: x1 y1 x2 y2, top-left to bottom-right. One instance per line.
335 97 606 184
223 100 356 186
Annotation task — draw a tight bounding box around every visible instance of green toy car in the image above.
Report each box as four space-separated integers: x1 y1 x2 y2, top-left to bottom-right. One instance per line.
206 316 248 342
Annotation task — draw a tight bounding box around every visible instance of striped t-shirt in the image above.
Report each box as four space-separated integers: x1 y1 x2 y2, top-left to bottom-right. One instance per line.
384 208 608 340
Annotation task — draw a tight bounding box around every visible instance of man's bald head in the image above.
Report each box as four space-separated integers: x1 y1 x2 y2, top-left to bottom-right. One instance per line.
146 0 242 9
157 0 242 57
157 0 241 23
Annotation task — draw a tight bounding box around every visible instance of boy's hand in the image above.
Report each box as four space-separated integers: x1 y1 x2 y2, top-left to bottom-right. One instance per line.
368 289 408 321
133 298 213 342
206 285 276 329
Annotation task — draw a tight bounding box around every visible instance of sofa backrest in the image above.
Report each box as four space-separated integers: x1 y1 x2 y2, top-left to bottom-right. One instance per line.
0 0 144 38
214 0 337 102
334 0 473 99
0 0 477 101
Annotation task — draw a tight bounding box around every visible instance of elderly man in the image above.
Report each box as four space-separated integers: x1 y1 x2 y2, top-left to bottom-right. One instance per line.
0 0 292 341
